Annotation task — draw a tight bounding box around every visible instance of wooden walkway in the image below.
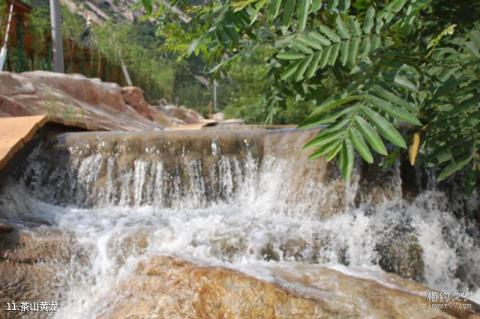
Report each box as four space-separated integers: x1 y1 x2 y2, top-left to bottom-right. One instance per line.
0 115 48 171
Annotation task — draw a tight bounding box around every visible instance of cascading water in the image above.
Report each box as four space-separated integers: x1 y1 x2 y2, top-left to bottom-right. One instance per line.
0 128 479 318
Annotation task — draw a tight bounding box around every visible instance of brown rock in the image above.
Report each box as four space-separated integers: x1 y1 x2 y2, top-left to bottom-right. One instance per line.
0 262 59 308
23 72 128 113
212 112 225 122
99 256 326 319
0 230 83 264
99 256 479 319
121 86 156 121
0 229 84 312
121 86 175 126
0 71 212 131
0 71 163 131
0 95 30 117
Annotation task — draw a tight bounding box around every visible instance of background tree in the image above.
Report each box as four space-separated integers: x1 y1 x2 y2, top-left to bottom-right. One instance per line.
143 0 480 193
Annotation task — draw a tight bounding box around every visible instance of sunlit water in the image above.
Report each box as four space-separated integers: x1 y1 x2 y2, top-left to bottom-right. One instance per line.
1 130 479 318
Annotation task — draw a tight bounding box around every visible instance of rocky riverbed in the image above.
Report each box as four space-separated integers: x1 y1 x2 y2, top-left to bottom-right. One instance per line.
1 127 480 318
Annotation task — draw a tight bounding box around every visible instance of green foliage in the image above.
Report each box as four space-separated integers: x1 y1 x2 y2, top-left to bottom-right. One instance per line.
173 62 212 112
21 6 51 69
61 7 85 43
91 21 176 101
223 46 315 124
420 27 480 194
5 1 175 102
144 0 480 192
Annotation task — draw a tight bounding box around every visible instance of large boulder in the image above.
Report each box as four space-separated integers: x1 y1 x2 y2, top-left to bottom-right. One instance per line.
98 256 480 319
0 71 204 131
0 71 162 131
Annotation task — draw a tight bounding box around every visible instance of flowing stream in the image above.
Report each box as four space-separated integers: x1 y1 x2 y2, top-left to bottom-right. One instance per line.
0 128 479 317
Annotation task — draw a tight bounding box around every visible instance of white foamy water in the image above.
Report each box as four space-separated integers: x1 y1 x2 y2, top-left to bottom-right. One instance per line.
3 188 477 319
0 130 479 317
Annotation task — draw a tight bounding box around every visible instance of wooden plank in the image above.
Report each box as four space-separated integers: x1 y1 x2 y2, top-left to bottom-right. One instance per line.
0 115 47 171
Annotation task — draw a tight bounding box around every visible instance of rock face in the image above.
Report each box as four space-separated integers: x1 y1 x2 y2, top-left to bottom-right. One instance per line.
0 71 203 131
62 0 144 24
99 256 479 319
376 225 425 282
121 86 178 126
0 227 85 309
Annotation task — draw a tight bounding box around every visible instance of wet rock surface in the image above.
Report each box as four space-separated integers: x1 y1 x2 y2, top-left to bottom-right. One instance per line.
376 225 425 281
99 256 478 319
0 228 85 316
11 129 410 215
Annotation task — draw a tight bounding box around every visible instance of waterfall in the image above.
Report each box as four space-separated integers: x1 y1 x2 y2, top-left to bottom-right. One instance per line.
6 129 399 215
0 128 479 318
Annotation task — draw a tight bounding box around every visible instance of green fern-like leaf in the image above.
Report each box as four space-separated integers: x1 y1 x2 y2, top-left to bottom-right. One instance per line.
276 9 400 77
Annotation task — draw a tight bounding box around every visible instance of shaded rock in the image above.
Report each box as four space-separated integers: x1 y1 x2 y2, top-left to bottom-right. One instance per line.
260 242 280 261
98 256 479 319
376 229 425 282
355 159 402 206
279 238 309 261
209 237 247 261
0 223 14 235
